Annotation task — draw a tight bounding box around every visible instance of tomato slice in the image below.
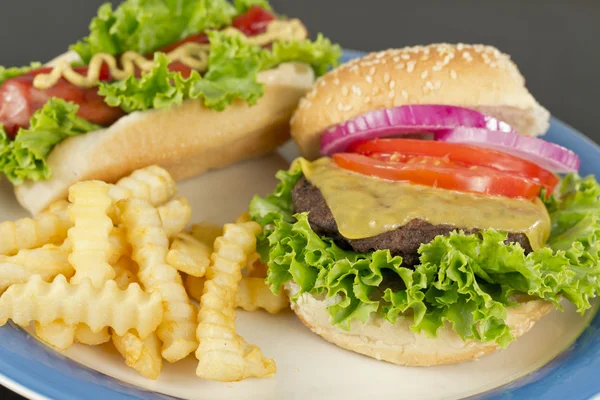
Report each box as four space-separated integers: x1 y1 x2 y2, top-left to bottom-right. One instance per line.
232 6 276 36
158 7 276 53
348 138 559 193
333 153 544 199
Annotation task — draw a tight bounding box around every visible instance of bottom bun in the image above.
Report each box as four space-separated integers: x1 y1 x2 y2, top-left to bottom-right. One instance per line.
286 282 554 366
16 62 314 215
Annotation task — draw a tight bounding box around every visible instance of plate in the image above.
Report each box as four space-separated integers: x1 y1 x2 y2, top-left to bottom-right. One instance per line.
1 50 600 400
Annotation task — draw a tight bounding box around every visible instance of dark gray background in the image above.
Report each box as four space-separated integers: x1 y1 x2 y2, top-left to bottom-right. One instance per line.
1 1 599 399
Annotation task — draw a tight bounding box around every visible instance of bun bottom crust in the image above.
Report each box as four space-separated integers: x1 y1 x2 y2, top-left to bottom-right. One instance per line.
286 283 554 366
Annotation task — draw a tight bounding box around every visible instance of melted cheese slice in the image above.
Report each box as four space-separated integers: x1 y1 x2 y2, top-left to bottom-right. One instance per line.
299 157 550 250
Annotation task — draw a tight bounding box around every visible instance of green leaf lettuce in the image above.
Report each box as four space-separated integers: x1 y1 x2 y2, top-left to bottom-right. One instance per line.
71 0 239 63
249 161 600 347
98 30 341 113
0 99 100 184
0 62 42 86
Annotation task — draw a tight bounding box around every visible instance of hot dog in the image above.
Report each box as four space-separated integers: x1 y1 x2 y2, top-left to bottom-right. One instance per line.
0 1 341 214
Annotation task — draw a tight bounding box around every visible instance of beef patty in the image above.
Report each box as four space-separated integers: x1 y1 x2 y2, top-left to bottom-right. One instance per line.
291 177 533 265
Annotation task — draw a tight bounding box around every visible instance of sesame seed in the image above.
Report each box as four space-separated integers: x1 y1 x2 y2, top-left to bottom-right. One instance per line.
337 103 344 111
333 78 340 85
383 72 390 83
407 61 416 73
402 90 409 99
421 70 429 79
372 86 380 95
388 90 395 99
341 86 349 96
351 85 362 95
423 81 434 94
325 96 333 105
393 56 401 62
363 96 372 104
395 63 405 70
319 80 326 87
369 66 376 76
349 65 359 72
390 80 396 89
450 69 457 79
457 43 465 51
342 104 353 111
434 81 442 90
401 54 411 60
376 52 385 59
366 75 373 83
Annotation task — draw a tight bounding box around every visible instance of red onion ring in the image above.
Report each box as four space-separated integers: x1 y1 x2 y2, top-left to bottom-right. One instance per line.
319 105 514 156
435 127 580 173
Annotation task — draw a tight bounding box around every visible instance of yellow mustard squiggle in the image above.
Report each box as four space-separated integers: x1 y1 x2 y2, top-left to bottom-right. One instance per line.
33 20 307 90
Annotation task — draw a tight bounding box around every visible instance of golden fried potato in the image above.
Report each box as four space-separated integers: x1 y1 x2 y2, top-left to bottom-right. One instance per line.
0 244 72 294
190 222 223 248
0 275 163 339
158 197 192 239
115 166 177 207
67 181 116 346
185 275 288 314
0 200 70 256
68 181 114 287
119 198 197 363
195 222 276 381
112 331 162 380
167 233 211 277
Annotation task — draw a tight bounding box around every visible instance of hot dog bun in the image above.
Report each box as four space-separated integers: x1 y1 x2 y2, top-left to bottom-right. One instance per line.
291 43 550 159
16 61 315 215
286 282 554 366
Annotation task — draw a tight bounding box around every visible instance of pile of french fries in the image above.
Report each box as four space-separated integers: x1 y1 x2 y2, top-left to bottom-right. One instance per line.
0 166 289 381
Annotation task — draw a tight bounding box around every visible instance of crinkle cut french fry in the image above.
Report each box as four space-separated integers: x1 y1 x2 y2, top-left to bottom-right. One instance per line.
110 258 163 379
167 233 210 277
0 200 70 256
195 222 276 381
0 275 163 338
0 244 72 294
119 198 197 363
235 211 251 223
236 277 289 314
35 321 76 350
112 331 163 380
113 257 139 290
116 166 176 207
184 275 288 314
68 181 115 287
246 252 268 278
66 181 116 345
158 197 192 239
190 222 223 249
75 324 111 346
109 226 130 265
184 275 205 303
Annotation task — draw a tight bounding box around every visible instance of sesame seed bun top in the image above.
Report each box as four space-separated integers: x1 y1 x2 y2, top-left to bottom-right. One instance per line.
290 43 550 159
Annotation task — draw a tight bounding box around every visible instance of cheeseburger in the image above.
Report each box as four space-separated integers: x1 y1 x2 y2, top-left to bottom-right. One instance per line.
250 44 600 366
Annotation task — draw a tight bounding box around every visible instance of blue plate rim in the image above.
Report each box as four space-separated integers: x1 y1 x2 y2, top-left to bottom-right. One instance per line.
1 48 599 400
